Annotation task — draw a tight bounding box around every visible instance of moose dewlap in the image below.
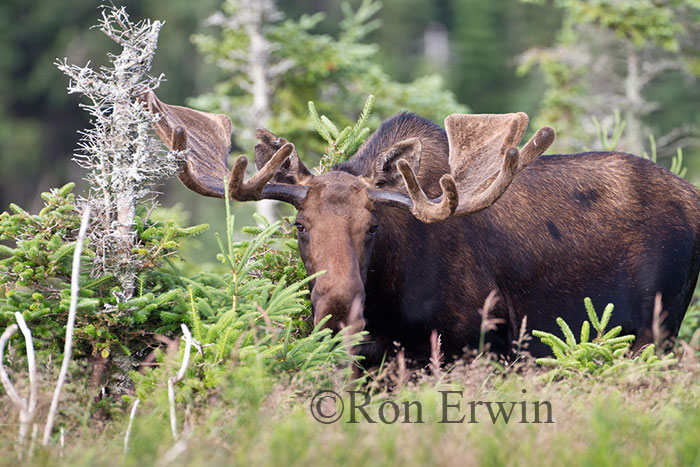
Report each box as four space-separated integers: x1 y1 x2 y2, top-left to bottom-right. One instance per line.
145 91 700 368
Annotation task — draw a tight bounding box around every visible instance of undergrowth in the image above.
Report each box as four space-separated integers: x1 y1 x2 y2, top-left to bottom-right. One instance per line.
0 183 361 442
533 297 677 379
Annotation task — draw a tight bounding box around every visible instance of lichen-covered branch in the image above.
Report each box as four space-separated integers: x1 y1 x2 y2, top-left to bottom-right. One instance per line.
56 5 181 297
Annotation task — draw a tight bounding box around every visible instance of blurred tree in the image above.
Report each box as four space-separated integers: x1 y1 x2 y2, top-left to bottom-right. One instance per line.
0 0 217 212
4 0 699 219
446 0 561 113
191 0 466 157
189 0 467 220
518 0 700 155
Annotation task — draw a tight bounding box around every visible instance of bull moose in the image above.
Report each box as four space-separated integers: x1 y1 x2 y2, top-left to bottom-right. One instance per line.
145 91 700 368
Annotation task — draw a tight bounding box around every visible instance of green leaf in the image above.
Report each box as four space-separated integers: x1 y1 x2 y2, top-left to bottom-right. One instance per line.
600 303 614 332
584 297 601 331
556 317 577 347
580 320 590 344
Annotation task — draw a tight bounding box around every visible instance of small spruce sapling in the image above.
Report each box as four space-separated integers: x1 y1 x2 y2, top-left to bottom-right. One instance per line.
533 297 676 378
309 94 374 173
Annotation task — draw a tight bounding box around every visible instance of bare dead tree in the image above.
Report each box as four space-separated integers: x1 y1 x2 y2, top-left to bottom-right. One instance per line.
56 5 181 297
0 312 38 459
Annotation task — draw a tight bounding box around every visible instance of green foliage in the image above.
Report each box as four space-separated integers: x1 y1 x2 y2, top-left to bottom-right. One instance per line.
516 44 589 150
588 112 690 179
192 0 466 161
131 194 362 418
518 0 700 155
533 298 677 378
0 184 207 359
523 0 699 52
309 94 374 173
678 301 700 344
591 110 626 152
640 134 689 179
1 180 360 420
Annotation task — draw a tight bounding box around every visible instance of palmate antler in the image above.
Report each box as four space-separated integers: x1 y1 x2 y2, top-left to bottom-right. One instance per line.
384 113 555 222
143 91 554 223
142 91 308 205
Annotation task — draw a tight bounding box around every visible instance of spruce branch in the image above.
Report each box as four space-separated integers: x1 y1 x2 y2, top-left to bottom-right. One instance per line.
311 95 375 174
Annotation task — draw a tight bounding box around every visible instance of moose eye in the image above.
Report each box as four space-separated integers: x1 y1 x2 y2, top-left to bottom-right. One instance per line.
294 222 307 234
368 224 379 235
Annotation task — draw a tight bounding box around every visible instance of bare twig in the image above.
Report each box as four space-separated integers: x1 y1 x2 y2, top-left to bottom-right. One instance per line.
513 315 530 359
15 312 38 456
639 59 684 87
0 311 39 459
168 324 193 440
43 206 91 446
0 325 22 407
396 348 407 389
124 398 140 453
478 290 505 353
156 438 189 467
429 329 443 376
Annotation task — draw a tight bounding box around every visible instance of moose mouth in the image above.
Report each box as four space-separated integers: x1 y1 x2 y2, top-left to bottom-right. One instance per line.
312 292 366 334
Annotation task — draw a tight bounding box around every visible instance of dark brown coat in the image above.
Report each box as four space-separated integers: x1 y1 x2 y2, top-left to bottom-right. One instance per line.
328 113 700 364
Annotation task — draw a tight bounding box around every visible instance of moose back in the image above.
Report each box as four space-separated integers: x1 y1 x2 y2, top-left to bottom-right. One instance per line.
146 92 700 368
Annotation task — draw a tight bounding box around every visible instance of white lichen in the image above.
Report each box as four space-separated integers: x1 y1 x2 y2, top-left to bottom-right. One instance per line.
56 5 181 296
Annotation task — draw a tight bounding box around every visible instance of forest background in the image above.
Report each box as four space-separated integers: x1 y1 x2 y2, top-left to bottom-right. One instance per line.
4 0 698 259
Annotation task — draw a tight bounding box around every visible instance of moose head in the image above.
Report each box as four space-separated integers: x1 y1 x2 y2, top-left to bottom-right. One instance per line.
144 92 554 335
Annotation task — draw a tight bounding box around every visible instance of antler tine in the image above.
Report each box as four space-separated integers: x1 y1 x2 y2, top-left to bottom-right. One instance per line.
144 91 311 206
429 112 555 221
518 126 555 169
369 112 553 224
397 160 458 223
228 143 295 201
254 127 313 184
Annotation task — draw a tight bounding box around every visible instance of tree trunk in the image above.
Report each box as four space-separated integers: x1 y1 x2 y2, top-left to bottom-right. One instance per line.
115 186 135 296
247 6 277 222
113 60 138 297
624 44 644 155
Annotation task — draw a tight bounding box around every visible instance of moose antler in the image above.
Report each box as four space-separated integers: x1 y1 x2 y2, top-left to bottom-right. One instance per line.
143 91 309 205
393 112 554 222
145 91 552 224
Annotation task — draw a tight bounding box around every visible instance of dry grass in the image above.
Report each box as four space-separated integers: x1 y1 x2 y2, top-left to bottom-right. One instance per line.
2 343 699 466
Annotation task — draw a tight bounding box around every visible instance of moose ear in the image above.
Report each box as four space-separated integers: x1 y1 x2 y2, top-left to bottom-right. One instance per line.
371 138 422 189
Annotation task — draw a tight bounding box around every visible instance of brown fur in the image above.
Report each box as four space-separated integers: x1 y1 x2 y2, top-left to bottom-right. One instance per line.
301 115 700 367
148 94 700 368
